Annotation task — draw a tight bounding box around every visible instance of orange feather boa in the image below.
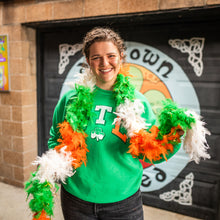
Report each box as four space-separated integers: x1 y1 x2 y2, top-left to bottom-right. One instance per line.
128 125 182 163
33 210 50 220
55 121 182 166
55 121 89 169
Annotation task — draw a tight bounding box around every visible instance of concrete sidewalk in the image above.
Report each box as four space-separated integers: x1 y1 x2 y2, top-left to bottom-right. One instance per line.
0 182 200 220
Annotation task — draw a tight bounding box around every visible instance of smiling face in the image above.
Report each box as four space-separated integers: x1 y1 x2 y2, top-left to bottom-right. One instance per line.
87 41 123 90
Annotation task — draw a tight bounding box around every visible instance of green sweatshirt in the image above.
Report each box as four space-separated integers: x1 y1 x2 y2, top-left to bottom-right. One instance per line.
48 86 181 203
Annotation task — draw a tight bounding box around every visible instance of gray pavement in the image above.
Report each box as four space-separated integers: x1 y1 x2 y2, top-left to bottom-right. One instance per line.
0 182 200 220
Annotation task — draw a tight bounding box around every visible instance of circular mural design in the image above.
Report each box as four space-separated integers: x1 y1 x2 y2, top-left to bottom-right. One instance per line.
60 41 200 192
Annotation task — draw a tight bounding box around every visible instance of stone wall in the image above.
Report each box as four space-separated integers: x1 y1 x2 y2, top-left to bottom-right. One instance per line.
0 0 219 187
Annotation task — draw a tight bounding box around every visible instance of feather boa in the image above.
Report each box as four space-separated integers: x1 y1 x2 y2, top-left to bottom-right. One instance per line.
184 110 211 163
25 66 210 219
33 210 50 220
55 121 89 169
66 68 96 92
25 171 59 220
32 148 74 185
113 98 151 138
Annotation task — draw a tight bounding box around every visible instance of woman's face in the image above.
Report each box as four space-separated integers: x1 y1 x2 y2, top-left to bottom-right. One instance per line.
87 41 122 90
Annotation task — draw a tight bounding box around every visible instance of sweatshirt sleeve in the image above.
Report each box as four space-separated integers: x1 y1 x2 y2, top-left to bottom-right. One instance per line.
48 90 76 149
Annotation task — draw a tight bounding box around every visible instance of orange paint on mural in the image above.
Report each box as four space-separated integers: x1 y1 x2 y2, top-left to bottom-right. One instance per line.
131 64 172 99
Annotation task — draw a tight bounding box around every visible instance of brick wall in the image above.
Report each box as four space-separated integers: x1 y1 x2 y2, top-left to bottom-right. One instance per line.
0 0 220 187
0 22 37 186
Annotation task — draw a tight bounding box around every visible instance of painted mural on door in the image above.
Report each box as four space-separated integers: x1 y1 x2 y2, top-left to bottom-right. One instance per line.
58 40 204 206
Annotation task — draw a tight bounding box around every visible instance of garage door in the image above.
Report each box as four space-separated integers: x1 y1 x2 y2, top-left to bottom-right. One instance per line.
36 9 220 220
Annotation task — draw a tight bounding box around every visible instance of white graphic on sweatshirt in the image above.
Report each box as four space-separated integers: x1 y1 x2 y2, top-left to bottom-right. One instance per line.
91 127 105 141
95 106 113 125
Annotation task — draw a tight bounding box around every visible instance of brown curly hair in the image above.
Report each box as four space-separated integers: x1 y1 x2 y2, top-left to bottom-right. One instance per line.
82 27 126 61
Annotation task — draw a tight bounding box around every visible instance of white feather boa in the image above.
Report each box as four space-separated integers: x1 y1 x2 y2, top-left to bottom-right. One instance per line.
113 98 151 138
66 68 96 92
33 147 75 185
183 110 211 163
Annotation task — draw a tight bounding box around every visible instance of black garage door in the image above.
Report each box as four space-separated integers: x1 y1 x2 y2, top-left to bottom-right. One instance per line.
35 8 220 220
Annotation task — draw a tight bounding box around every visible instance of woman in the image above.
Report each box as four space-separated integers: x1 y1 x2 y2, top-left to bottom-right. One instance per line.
47 27 182 220
25 27 210 220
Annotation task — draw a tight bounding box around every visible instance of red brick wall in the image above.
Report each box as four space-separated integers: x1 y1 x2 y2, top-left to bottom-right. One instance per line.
0 0 220 187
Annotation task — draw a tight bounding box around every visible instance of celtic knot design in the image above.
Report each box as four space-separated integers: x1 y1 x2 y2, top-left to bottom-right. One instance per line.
169 38 205 77
58 43 83 74
159 172 194 205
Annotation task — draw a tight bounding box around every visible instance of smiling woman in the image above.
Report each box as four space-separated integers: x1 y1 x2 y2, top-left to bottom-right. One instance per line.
25 27 210 220
87 41 122 90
